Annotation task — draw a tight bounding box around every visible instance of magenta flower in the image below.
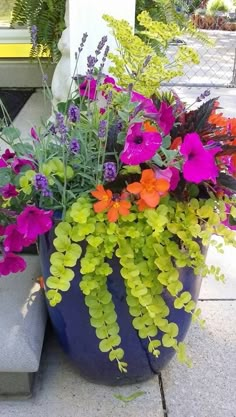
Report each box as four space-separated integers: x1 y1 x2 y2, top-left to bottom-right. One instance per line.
131 91 158 115
120 123 162 165
11 158 35 174
0 253 26 276
30 127 40 142
1 184 18 199
180 133 219 184
103 76 122 92
2 149 15 161
154 166 180 191
0 158 7 168
79 78 97 100
17 206 53 241
0 225 5 236
169 167 180 191
3 224 33 253
156 102 175 136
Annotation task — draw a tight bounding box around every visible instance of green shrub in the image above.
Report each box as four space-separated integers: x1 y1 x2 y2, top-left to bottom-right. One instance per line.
206 0 233 13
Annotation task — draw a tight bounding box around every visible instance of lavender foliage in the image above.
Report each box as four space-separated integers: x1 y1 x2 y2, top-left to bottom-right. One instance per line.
98 120 107 139
69 139 80 154
68 105 80 123
104 162 117 182
31 25 38 48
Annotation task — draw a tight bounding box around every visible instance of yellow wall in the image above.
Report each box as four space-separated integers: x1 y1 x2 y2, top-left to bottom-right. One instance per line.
0 44 50 58
0 44 32 58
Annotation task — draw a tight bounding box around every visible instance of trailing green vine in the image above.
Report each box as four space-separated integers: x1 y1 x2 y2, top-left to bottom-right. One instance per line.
45 195 236 371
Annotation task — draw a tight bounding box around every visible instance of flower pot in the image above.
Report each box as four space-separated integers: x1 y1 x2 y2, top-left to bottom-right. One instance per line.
39 228 202 386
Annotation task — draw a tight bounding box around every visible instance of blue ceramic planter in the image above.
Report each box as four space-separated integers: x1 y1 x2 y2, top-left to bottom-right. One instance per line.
39 229 202 386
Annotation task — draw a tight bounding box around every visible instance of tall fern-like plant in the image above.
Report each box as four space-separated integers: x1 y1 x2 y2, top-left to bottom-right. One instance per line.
11 0 66 61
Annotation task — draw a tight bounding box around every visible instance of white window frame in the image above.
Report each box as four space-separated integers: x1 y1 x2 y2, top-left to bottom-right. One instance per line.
0 28 30 44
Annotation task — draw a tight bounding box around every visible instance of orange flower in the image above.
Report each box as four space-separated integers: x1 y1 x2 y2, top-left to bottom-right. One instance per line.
127 169 170 209
91 185 112 213
91 186 131 222
107 197 131 222
231 154 236 177
143 121 158 133
136 198 149 212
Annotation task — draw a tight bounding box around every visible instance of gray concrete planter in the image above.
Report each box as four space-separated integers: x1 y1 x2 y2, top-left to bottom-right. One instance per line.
0 255 47 398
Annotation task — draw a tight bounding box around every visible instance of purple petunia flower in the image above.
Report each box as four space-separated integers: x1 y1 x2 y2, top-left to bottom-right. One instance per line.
0 253 27 276
156 102 175 136
0 158 7 168
0 184 18 199
79 78 97 100
30 127 40 142
180 133 219 184
2 149 15 161
120 123 162 166
11 158 35 174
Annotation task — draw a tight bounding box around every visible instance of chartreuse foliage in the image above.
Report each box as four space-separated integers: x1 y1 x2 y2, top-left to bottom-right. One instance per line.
45 196 236 372
103 11 200 97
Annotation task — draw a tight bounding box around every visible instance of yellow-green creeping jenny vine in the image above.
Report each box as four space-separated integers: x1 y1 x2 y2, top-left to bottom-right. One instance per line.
46 196 236 372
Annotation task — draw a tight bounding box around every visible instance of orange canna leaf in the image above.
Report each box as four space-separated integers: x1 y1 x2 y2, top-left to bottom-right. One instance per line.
170 136 182 150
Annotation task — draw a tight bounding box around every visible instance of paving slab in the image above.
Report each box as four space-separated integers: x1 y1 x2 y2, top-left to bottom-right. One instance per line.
201 235 236 300
0 334 163 417
172 86 236 117
161 301 236 417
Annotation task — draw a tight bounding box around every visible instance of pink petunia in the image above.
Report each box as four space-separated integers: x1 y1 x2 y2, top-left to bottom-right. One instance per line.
3 224 33 253
79 78 97 100
180 133 219 184
2 149 15 161
0 225 5 236
103 76 122 92
11 158 35 174
156 102 175 136
30 127 40 142
120 123 162 165
0 253 27 276
17 206 53 241
169 167 180 191
131 91 158 115
0 158 7 168
0 184 18 199
154 166 180 191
